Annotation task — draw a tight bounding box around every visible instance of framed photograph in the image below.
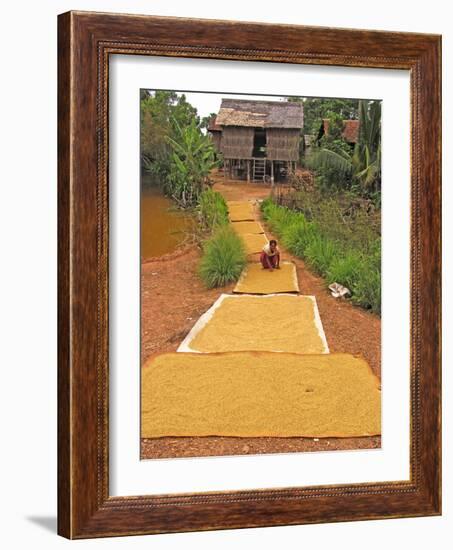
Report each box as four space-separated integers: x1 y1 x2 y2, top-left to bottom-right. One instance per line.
58 11 441 538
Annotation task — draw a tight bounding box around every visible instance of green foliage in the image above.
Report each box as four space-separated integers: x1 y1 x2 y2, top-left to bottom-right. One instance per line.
200 112 218 130
141 91 199 179
261 198 381 314
165 118 217 207
305 138 353 192
281 217 318 257
351 100 382 192
198 225 247 288
349 240 381 313
287 97 359 135
323 111 344 139
140 91 218 208
304 235 337 274
288 188 380 253
261 198 297 235
198 189 229 232
326 250 362 289
304 99 381 197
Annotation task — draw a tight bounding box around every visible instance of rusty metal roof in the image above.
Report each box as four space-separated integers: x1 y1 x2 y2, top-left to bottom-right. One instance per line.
207 115 222 132
322 118 360 143
216 99 304 129
342 120 360 143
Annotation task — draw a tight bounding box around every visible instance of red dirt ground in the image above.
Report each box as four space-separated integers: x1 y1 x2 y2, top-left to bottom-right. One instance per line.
141 172 381 459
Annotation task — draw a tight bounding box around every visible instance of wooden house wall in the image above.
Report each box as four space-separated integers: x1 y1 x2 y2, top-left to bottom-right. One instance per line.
266 128 300 161
221 127 254 159
209 131 222 152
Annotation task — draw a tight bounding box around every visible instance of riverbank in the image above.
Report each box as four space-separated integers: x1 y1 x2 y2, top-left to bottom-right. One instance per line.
141 174 381 459
141 178 194 259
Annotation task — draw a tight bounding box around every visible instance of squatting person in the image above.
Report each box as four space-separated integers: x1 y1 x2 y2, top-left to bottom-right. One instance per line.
260 239 280 271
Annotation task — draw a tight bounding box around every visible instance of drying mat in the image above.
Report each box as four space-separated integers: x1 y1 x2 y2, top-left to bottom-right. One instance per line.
232 221 265 235
234 261 299 294
178 294 328 354
228 202 255 222
141 351 381 438
241 232 268 255
227 200 254 207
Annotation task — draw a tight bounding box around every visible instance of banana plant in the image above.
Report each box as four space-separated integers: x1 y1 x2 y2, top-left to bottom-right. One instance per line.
165 118 218 207
306 100 381 193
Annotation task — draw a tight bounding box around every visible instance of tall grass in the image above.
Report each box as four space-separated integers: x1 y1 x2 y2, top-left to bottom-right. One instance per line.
326 250 362 289
199 225 246 288
304 235 337 275
350 240 381 311
198 189 229 232
261 198 381 314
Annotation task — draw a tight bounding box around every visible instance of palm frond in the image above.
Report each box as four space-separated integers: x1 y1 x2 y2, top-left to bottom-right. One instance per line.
307 147 353 175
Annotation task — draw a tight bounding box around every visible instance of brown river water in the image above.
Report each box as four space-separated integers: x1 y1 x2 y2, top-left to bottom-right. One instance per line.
141 183 193 259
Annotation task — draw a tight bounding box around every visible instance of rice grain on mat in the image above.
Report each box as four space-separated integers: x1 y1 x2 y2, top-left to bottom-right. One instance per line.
234 261 299 294
241 233 268 255
141 351 381 438
231 221 265 235
228 203 255 222
182 294 327 354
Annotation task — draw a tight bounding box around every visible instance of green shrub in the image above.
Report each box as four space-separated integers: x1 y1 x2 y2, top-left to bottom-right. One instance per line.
199 225 246 288
350 264 381 314
281 217 318 257
326 250 362 289
304 235 337 274
198 189 228 232
261 199 295 234
261 198 381 315
350 241 381 314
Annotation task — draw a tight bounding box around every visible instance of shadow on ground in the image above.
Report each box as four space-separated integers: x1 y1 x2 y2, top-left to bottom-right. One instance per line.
26 516 57 533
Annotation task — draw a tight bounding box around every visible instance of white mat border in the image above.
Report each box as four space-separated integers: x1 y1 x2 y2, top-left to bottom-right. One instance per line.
177 292 329 353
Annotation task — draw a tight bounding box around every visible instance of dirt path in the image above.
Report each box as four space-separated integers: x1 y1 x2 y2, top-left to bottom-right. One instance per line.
141 173 381 459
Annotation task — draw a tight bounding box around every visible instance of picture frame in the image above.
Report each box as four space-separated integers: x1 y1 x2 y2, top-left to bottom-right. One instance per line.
57 10 441 538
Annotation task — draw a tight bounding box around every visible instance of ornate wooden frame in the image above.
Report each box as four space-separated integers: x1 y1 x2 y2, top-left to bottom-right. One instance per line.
57 11 441 539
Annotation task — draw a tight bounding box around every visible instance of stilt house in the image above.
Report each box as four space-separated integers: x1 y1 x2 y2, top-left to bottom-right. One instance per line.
209 99 304 183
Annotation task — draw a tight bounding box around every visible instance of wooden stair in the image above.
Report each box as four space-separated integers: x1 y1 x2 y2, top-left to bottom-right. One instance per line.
253 158 266 182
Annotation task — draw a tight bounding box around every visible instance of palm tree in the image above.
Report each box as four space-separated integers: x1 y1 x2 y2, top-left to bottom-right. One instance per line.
306 100 381 193
352 100 381 191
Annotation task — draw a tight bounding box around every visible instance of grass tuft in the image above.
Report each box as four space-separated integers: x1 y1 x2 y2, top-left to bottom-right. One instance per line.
199 225 247 288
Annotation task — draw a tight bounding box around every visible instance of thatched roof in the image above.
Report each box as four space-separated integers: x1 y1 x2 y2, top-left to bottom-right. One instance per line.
216 99 303 129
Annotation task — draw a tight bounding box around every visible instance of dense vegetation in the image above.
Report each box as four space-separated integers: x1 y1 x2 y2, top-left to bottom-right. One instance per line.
141 90 218 208
261 197 381 314
198 225 247 288
281 97 381 313
141 91 240 288
287 97 359 135
305 100 381 200
197 189 229 232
